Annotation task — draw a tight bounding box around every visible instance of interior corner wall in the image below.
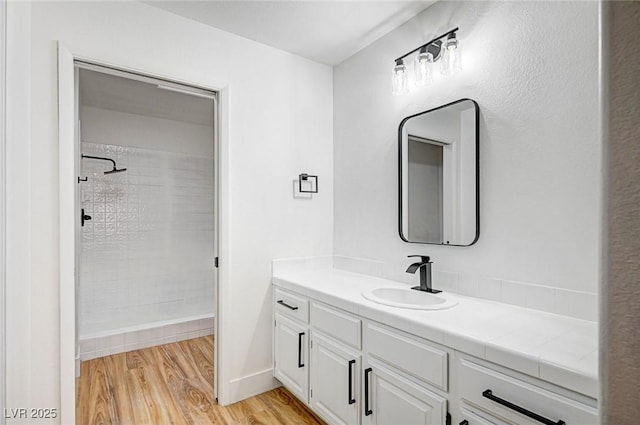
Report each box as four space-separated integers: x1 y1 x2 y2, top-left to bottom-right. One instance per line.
601 1 640 422
6 1 333 418
333 1 601 294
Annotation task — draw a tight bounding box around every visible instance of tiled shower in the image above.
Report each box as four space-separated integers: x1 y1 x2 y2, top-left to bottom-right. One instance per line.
78 141 215 359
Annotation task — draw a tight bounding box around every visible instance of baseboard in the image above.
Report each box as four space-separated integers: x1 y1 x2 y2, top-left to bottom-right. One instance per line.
79 316 214 361
227 368 278 404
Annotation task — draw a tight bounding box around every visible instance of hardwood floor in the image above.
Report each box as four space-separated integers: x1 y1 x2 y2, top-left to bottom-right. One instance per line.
76 336 324 425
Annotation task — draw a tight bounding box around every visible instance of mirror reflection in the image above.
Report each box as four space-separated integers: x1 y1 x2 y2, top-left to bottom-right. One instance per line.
399 99 479 245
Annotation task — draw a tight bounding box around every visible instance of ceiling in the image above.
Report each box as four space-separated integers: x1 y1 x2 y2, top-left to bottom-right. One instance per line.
79 69 214 126
145 1 435 66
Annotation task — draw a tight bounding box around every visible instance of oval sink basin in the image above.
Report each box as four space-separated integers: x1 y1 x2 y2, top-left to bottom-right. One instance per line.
362 287 458 310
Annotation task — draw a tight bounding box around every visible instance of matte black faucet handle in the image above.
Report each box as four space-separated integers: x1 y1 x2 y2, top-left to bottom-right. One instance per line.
408 255 431 263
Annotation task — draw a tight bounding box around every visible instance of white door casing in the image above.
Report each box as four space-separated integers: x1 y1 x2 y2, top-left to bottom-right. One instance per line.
57 46 228 420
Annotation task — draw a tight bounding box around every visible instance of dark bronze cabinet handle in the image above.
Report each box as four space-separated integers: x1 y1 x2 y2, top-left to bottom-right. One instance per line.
277 300 298 310
482 389 566 425
348 360 356 405
459 421 469 425
364 368 373 416
297 332 305 368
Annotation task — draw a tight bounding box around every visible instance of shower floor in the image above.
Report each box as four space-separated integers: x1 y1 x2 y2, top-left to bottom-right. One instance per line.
75 336 324 424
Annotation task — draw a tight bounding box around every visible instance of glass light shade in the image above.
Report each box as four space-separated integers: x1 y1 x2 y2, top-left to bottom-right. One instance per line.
414 49 434 87
392 60 409 95
441 34 462 75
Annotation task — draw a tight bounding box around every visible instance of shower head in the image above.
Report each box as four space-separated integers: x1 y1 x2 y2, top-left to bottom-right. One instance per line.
81 155 127 176
104 167 127 175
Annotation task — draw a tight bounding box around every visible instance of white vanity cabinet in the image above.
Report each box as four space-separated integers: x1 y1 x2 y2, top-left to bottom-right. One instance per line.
274 314 309 403
272 284 597 425
309 301 363 424
363 358 448 425
362 322 449 425
309 332 361 425
458 407 507 425
452 353 598 425
273 288 310 403
274 287 452 425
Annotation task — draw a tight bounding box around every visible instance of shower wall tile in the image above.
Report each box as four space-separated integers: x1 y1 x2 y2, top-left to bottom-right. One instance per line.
79 142 215 337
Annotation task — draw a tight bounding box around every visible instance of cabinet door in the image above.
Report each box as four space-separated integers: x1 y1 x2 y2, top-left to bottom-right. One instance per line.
458 407 506 425
310 332 360 425
363 359 446 425
274 314 308 403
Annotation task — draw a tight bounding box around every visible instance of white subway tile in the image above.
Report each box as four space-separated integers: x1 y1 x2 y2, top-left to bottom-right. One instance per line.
500 280 528 308
555 289 597 321
80 142 215 336
475 277 502 302
525 284 556 314
433 271 459 293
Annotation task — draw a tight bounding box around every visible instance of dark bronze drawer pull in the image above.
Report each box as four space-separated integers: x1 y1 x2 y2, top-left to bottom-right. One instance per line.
364 368 373 416
297 332 305 368
348 359 356 405
277 300 298 310
482 389 565 425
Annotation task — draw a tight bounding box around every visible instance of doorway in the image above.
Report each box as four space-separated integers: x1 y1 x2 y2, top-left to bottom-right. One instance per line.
70 61 219 423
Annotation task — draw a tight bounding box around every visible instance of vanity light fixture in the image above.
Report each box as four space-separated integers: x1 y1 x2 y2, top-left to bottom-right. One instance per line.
392 60 410 95
392 27 460 95
441 32 462 75
414 47 434 87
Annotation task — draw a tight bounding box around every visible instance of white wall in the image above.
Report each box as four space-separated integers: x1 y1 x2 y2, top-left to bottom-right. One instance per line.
81 106 214 156
6 1 333 420
5 1 32 419
334 1 600 304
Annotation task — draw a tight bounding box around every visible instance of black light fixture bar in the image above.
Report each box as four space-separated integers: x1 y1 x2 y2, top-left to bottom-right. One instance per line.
394 27 459 63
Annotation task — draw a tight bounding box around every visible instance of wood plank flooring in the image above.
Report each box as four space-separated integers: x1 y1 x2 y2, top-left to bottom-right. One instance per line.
76 336 324 425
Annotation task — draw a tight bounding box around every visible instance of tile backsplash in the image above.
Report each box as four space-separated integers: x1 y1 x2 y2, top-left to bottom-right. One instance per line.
336 256 598 322
274 256 597 322
79 142 215 337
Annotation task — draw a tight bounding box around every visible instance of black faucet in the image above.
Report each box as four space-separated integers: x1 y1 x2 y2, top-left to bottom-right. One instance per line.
406 255 442 293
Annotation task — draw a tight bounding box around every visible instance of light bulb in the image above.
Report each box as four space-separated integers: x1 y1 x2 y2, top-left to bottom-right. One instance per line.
414 47 434 87
392 59 409 95
441 32 462 76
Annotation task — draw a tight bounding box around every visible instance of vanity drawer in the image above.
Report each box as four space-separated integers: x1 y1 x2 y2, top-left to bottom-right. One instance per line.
310 302 361 349
365 322 448 391
457 356 597 425
274 288 309 323
459 407 507 425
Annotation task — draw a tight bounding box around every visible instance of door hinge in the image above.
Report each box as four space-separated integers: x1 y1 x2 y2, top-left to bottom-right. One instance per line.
310 340 313 349
274 320 276 327
310 389 313 398
214 256 219 268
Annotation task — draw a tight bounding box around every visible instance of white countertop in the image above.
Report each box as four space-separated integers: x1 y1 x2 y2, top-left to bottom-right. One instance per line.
272 267 598 399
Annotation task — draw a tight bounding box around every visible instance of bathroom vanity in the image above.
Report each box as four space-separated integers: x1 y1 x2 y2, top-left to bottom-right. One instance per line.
271 260 597 425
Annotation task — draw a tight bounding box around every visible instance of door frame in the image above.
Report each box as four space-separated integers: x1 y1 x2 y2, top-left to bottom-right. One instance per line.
57 42 231 424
